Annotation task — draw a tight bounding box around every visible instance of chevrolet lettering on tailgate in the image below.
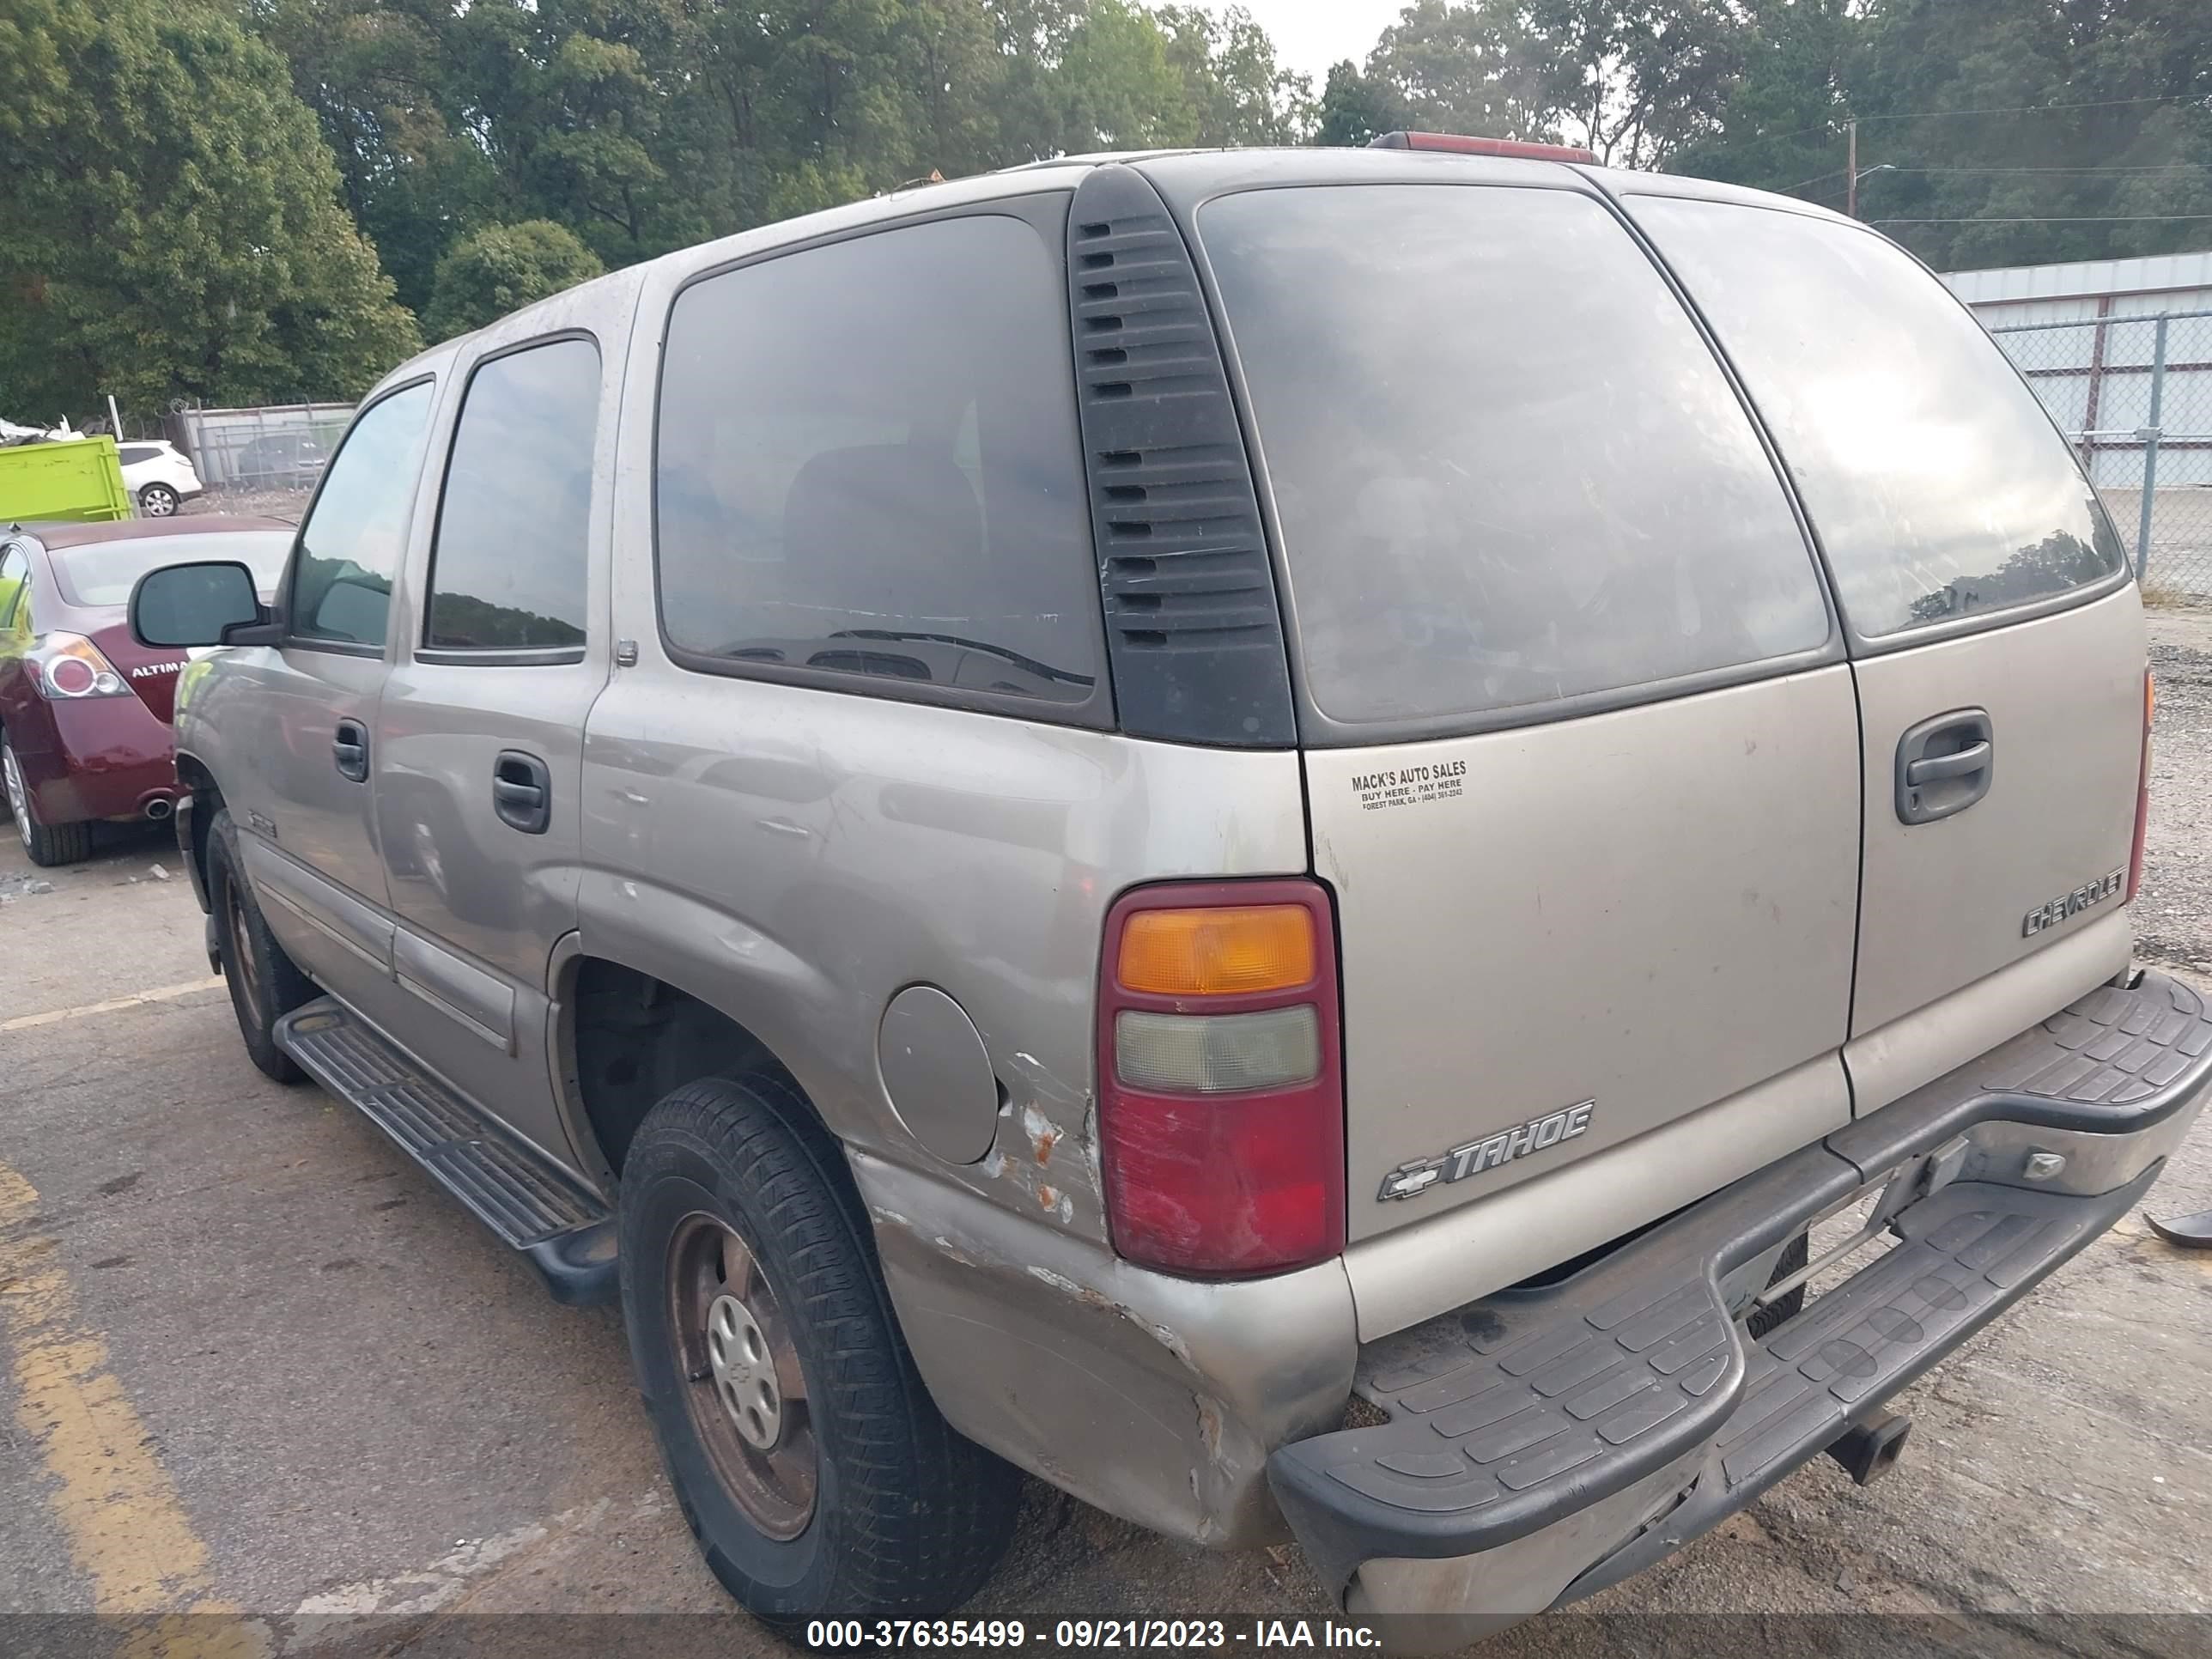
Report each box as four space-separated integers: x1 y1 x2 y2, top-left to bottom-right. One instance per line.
2023 870 2125 938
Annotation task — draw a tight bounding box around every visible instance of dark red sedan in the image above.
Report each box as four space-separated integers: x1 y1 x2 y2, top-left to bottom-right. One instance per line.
0 517 291 866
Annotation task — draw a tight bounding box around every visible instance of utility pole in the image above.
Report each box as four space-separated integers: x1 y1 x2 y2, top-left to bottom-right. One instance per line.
1845 118 1859 219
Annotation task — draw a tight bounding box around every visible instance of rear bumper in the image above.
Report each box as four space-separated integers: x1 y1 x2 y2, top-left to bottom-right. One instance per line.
21 696 176 823
1268 970 2211 1636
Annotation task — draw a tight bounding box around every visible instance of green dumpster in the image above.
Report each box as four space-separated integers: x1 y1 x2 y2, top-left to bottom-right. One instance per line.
0 435 132 524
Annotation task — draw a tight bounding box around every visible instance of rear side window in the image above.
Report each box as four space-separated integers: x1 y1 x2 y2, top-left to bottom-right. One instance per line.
1200 185 1828 729
426 338 598 652
118 446 157 465
1633 198 2124 639
654 212 1104 710
54 532 291 606
291 381 435 647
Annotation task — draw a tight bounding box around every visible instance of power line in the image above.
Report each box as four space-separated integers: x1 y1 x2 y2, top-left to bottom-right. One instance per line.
1883 163 2212 175
1693 92 2211 163
1871 213 2212 224
1857 93 2209 124
1781 166 1847 191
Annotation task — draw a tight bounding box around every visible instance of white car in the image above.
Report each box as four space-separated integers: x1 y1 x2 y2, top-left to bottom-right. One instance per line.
118 441 204 517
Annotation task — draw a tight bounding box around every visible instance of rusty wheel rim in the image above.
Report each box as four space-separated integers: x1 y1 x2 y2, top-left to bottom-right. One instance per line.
668 1211 816 1539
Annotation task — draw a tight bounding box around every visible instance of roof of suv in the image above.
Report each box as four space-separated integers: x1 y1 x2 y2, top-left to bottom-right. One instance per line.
389 147 1857 387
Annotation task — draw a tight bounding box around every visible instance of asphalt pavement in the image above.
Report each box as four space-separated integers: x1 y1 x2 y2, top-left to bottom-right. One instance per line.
0 616 2208 1658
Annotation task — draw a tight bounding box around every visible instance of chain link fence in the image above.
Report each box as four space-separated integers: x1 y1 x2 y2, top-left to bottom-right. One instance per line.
172 402 352 495
1987 309 2212 601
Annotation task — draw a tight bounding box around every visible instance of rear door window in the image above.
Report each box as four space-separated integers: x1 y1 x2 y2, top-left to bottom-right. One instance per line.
1199 184 1830 731
1632 198 2125 640
425 338 598 652
654 211 1105 714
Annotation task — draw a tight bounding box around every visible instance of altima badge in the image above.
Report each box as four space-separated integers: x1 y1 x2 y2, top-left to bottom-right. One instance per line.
1377 1101 1595 1201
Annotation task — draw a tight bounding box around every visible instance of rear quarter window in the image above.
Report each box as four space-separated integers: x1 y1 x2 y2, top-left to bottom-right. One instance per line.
653 210 1106 716
1631 198 2126 639
1199 184 1831 731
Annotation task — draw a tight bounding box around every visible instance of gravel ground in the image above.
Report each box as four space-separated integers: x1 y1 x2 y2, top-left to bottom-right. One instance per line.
180 483 313 523
2133 607 2212 973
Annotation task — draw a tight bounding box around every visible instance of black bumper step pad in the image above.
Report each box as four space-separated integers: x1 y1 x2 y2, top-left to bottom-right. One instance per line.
1268 970 2212 1601
1276 1170 2154 1600
276 999 617 1304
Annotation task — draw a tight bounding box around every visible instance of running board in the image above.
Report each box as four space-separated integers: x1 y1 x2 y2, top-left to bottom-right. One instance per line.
275 998 617 1305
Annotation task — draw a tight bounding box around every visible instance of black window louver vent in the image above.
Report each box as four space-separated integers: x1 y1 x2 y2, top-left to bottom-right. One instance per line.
1066 166 1295 748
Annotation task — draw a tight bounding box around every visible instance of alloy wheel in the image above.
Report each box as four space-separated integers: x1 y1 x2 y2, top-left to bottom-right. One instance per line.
3 744 30 849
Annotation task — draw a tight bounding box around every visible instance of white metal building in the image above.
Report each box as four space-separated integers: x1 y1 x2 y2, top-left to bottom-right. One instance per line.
1943 248 2212 326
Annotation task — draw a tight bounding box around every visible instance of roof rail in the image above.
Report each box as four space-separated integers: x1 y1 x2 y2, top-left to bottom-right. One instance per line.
1370 131 1599 164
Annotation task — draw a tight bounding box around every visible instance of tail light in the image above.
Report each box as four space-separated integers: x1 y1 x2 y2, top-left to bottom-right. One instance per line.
2128 668 2154 903
1097 881 1344 1278
27 634 131 700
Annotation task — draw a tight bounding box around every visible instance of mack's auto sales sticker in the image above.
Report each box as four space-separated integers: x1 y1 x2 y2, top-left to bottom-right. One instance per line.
1348 759 1467 812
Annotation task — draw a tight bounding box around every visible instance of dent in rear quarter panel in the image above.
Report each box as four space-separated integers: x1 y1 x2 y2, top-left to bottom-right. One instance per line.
576 665 1309 1243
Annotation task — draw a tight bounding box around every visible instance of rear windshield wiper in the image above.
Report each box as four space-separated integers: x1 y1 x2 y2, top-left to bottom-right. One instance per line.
828 629 1095 687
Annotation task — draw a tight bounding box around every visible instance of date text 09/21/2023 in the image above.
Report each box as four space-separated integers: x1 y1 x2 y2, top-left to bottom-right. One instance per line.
804 1619 1385 1649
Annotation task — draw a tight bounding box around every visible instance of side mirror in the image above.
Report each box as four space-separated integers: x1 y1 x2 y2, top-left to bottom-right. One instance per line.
130 561 278 648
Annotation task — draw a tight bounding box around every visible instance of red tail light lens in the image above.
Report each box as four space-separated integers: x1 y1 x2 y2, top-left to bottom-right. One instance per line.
2128 669 2153 903
1097 880 1344 1278
27 633 131 700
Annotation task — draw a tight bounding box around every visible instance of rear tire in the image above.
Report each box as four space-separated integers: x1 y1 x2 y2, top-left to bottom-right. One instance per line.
205 807 315 1083
138 483 179 517
619 1073 1021 1635
3 732 94 866
1747 1231 1811 1340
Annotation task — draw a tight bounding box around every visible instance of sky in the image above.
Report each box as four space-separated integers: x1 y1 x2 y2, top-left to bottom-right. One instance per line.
1227 0 1408 86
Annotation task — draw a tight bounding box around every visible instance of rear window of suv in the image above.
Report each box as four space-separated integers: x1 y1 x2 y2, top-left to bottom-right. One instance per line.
1632 198 2126 639
1199 185 1830 729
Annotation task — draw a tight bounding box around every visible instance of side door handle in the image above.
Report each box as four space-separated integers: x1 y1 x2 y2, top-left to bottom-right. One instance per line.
492 750 551 835
1896 708 1993 825
333 718 369 783
1905 741 1992 786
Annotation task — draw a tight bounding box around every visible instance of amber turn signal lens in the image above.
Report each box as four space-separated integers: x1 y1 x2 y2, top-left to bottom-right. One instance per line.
1117 904 1316 996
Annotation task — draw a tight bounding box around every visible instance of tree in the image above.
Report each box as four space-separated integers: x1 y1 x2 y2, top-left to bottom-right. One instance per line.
1058 0 1200 149
422 222 607 340
1316 60 1413 146
250 0 502 317
1665 0 1855 197
1364 0 1743 167
1518 0 1747 167
1158 6 1316 146
0 0 419 418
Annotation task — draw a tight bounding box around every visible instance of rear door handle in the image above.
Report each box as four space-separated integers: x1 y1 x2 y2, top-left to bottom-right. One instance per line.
1896 709 1993 825
1905 741 1993 787
492 750 551 835
333 719 369 783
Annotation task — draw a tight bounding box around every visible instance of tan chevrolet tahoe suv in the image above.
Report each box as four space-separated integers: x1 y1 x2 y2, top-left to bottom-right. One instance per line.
125 140 2200 1644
